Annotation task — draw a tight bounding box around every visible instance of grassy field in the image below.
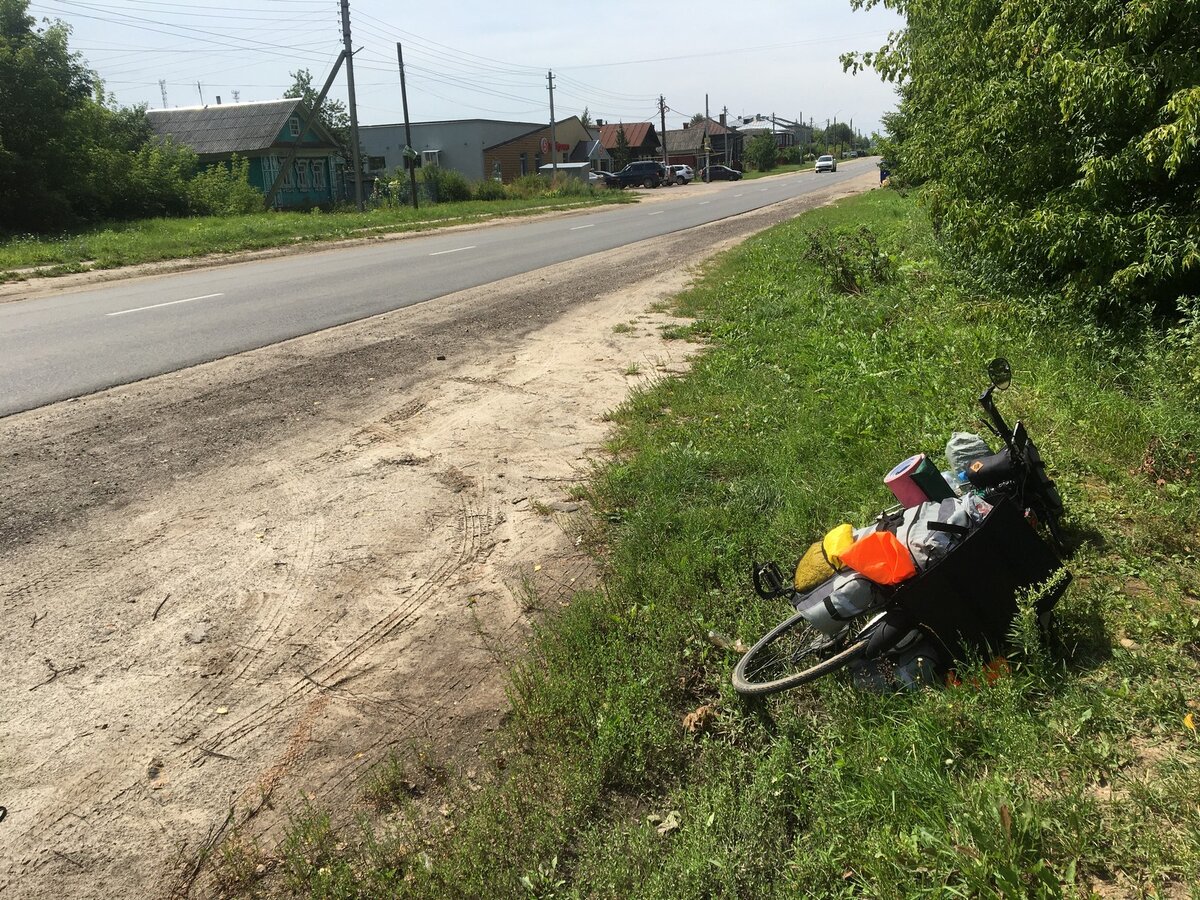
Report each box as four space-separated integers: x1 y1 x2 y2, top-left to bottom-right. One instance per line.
245 189 1199 899
0 193 633 281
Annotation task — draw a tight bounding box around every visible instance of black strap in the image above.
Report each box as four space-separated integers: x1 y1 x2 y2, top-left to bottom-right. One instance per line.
928 521 970 536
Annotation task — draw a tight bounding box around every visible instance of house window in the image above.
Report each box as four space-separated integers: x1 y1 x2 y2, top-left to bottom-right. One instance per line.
534 152 542 170
312 159 326 191
421 149 440 167
519 152 527 176
289 117 300 137
367 156 386 172
282 159 294 190
295 160 309 190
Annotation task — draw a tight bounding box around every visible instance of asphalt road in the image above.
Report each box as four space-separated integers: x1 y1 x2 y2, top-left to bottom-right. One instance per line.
0 159 875 416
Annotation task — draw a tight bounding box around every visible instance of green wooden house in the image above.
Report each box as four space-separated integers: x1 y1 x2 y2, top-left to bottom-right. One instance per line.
146 99 344 209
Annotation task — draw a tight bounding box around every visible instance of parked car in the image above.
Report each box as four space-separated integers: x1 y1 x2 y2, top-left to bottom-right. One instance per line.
699 165 742 181
588 170 610 185
815 154 837 173
665 164 694 185
602 161 667 188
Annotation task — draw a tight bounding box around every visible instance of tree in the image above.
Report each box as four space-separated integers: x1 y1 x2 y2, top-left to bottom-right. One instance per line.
744 133 779 172
284 68 350 149
0 0 97 230
844 0 1200 319
689 112 707 126
612 123 633 170
579 106 593 130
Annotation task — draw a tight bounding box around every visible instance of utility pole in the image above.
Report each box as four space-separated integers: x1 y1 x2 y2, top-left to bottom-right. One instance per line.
339 0 363 210
159 79 168 109
703 93 710 181
232 90 240 103
722 104 729 164
547 70 558 175
659 95 668 168
396 42 418 210
196 82 204 105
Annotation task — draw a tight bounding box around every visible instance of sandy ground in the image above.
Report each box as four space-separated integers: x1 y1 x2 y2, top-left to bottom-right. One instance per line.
0 171 877 898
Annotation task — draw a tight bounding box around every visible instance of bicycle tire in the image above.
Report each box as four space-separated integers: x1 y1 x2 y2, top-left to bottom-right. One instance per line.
731 610 872 697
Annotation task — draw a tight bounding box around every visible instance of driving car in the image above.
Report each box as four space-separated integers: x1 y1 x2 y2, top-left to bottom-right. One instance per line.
665 164 693 185
815 154 837 173
602 161 667 188
699 165 742 181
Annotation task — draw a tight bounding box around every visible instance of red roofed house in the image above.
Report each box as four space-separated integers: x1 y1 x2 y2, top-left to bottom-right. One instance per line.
597 121 661 166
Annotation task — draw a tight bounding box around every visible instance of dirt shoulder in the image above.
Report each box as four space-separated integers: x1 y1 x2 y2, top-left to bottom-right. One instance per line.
0 172 877 899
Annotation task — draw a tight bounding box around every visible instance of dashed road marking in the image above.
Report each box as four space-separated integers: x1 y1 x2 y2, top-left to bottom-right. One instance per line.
106 293 224 317
429 246 476 256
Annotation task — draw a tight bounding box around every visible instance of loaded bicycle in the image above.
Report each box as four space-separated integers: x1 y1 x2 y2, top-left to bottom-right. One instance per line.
731 359 1071 697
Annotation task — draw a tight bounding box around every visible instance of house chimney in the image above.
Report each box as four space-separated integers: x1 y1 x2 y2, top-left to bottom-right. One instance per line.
683 121 689 130
216 95 222 104
595 118 604 126
719 112 726 127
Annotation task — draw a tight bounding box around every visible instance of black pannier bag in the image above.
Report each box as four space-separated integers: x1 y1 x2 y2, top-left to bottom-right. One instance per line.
884 497 1069 665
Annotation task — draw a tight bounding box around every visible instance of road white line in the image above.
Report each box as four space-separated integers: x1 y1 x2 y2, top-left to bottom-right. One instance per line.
647 211 665 216
734 193 744 197
759 188 769 192
429 245 476 256
569 224 595 231
698 201 711 205
106 293 224 317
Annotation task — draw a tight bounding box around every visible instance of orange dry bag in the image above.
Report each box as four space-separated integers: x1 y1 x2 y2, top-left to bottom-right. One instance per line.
839 530 917 586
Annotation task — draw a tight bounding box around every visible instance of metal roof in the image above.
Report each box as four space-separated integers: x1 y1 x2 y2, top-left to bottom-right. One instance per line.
145 99 337 155
598 122 656 150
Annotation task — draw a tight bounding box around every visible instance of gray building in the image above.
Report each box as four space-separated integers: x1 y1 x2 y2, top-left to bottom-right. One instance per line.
360 119 545 182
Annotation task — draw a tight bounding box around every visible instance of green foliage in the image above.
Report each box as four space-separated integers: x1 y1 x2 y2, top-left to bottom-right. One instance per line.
505 174 552 199
802 225 896 293
844 0 1200 320
185 155 263 216
284 68 350 150
0 0 98 231
419 166 472 203
612 123 633 170
473 178 507 201
743 133 779 172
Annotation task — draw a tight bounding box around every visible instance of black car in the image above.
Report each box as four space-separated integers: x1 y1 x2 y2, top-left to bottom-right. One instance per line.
699 165 742 182
602 161 667 188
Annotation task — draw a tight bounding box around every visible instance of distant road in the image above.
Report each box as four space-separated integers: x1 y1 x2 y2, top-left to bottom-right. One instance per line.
0 159 876 416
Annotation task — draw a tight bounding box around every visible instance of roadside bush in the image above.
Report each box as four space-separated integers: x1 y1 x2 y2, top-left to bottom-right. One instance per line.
507 174 552 199
802 225 895 293
744 133 779 172
473 179 507 201
420 166 471 203
186 155 262 216
549 175 593 198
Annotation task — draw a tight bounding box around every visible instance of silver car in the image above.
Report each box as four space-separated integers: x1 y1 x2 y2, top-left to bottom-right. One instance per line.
815 155 837 173
665 164 694 185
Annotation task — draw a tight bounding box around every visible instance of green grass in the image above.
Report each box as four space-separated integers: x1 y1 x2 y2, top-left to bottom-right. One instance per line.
0 193 633 279
270 189 1199 899
740 162 815 180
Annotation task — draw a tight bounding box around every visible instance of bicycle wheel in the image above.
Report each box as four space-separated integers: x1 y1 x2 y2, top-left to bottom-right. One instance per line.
731 610 875 697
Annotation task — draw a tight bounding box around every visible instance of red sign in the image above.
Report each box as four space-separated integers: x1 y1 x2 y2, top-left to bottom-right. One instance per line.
556 142 570 151
540 137 550 154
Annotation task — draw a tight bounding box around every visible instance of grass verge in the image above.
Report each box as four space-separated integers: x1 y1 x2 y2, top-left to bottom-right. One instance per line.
740 162 816 180
0 193 633 281
265 189 1199 899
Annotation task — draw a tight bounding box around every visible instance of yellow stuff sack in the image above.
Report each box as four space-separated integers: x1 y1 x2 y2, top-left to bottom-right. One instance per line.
793 541 836 592
822 523 855 569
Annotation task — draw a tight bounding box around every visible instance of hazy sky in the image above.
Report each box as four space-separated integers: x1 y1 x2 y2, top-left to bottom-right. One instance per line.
28 0 906 136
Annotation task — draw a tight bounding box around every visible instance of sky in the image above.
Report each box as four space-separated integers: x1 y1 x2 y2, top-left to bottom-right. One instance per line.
27 0 906 137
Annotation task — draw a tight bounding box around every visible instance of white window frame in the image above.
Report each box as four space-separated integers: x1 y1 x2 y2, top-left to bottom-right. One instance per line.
421 149 440 168
295 160 309 190
312 159 326 191
289 117 300 138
